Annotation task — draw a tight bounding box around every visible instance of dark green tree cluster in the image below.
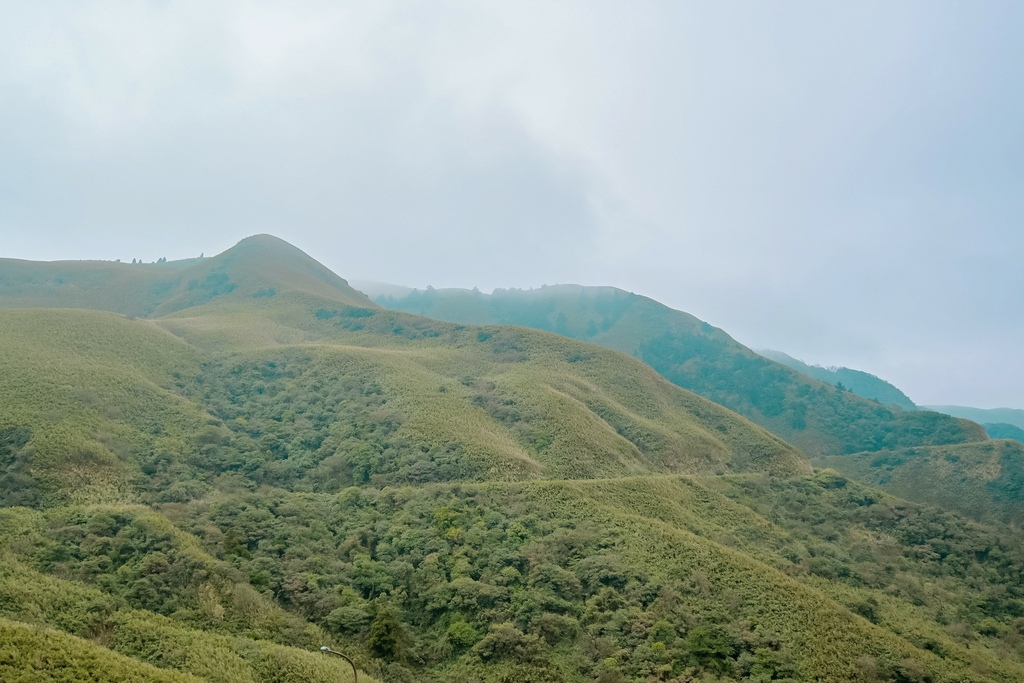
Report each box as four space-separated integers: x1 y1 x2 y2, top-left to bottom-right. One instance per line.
176 486 805 682
637 331 982 455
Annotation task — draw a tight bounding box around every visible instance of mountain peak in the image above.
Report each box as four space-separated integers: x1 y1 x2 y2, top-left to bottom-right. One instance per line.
0 235 376 317
148 235 376 315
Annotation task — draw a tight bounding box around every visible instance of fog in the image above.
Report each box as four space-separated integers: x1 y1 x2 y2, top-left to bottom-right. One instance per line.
2 2 1022 407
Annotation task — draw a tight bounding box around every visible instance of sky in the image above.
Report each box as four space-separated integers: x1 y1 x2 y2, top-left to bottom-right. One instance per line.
1 2 1022 409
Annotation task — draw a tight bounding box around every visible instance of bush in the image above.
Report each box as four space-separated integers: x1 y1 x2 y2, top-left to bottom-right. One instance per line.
472 623 545 663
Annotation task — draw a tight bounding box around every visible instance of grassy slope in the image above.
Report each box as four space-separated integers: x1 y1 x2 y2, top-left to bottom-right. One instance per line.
0 618 202 683
820 440 1024 525
160 473 1024 682
0 301 807 511
0 308 210 506
521 474 1024 682
4 237 1022 681
0 243 815 679
0 235 374 318
369 284 985 458
11 471 1024 681
0 505 375 683
167 306 808 481
8 471 1024 683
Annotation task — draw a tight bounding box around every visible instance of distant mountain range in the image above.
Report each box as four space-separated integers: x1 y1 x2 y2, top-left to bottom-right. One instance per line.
754 353 1024 446
756 349 917 410
924 405 1024 431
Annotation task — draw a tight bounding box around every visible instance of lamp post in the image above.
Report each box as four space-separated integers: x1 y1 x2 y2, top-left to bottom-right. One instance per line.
320 646 358 683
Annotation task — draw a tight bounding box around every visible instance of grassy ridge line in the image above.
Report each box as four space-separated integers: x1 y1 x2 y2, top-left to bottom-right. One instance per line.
236 331 804 479
0 257 189 316
149 234 376 317
820 440 1024 525
377 323 809 476
0 235 374 318
2 305 807 506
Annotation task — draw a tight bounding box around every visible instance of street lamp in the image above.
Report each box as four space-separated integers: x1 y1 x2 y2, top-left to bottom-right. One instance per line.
320 646 358 683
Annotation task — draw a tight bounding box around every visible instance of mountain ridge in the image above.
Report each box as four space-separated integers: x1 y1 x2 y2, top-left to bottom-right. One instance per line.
757 349 917 410
5 236 1024 682
366 282 986 458
926 405 1024 430
0 234 375 318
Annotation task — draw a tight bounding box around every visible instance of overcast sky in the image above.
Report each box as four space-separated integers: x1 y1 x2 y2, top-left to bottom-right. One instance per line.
2 2 1022 408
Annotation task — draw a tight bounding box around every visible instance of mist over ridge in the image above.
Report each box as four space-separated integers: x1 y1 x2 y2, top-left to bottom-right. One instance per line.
3 2 1022 408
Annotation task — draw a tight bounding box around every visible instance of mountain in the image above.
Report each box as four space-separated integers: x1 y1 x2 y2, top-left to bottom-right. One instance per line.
0 234 375 317
757 349 917 410
984 423 1024 443
925 405 1024 431
365 283 984 458
0 305 808 511
5 237 1024 682
819 440 1024 525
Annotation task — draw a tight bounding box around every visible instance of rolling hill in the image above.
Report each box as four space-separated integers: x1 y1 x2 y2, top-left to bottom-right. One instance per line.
364 283 984 458
819 440 1024 525
983 423 1024 443
0 234 374 318
0 303 808 510
4 237 1024 682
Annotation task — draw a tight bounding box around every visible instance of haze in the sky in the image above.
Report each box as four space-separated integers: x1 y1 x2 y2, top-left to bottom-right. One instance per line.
1 2 1022 409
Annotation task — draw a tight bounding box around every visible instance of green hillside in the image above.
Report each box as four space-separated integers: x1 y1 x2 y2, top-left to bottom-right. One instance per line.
0 303 807 509
0 308 208 507
0 506 375 683
820 440 1024 525
984 423 1024 443
367 284 984 457
0 618 201 683
758 349 917 411
8 467 1024 681
3 237 1024 682
0 234 374 318
153 471 1024 683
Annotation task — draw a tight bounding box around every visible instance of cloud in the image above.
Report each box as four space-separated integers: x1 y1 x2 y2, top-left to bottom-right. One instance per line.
0 1 1022 406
